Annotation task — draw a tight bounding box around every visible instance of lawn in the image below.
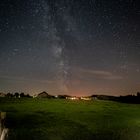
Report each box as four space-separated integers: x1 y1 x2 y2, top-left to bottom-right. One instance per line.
0 98 140 140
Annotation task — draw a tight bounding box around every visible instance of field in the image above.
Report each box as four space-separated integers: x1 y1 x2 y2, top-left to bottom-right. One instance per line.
0 98 140 140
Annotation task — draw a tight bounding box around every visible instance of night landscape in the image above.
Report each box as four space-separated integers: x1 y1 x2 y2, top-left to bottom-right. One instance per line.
0 0 140 140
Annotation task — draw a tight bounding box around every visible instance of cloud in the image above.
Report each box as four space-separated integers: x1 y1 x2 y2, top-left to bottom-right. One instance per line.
103 75 123 80
79 69 111 76
0 75 54 84
77 68 123 80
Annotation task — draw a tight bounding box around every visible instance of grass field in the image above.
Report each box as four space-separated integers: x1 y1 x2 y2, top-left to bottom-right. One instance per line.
0 98 140 140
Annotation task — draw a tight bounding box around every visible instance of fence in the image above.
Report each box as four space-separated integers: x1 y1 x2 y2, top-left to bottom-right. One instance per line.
0 112 8 140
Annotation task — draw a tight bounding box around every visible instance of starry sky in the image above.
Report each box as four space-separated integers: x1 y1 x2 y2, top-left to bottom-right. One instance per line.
0 0 140 96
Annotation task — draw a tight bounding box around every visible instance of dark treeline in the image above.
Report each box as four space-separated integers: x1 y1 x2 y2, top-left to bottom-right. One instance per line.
91 92 140 104
118 93 140 104
6 92 32 98
2 91 140 104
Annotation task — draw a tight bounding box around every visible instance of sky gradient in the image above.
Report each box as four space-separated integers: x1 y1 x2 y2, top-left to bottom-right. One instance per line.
0 0 140 96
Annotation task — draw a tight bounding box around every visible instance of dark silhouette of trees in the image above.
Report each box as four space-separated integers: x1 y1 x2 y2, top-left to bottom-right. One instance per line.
6 92 32 98
90 92 140 104
20 92 32 98
20 92 25 97
137 92 140 97
6 93 13 98
57 95 71 99
14 92 20 98
25 94 32 98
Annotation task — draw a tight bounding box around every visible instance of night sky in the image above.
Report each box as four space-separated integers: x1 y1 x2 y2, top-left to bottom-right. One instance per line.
0 0 140 96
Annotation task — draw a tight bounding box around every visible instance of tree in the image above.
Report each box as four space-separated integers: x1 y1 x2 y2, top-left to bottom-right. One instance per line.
20 92 25 97
6 93 13 98
26 94 32 98
137 92 140 97
14 92 19 98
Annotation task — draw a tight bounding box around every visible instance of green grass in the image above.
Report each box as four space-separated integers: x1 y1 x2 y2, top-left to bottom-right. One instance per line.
0 98 140 140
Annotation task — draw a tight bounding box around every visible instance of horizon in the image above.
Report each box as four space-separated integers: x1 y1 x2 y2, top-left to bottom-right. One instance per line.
0 90 139 97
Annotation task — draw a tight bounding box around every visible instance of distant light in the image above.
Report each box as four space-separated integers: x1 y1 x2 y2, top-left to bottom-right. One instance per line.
81 97 92 100
66 97 79 100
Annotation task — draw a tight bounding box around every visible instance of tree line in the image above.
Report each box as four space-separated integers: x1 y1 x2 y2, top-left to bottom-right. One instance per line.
91 92 140 104
6 92 31 98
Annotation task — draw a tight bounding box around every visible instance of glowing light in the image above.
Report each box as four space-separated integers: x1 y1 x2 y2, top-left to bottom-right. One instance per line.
81 97 92 100
66 97 79 100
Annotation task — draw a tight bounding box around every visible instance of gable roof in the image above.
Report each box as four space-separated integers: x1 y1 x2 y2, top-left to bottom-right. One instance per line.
37 91 50 98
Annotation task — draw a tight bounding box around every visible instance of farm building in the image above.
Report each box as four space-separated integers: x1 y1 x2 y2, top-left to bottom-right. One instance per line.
37 91 53 98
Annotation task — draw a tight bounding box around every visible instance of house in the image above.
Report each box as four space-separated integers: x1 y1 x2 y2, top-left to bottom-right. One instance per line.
37 91 52 98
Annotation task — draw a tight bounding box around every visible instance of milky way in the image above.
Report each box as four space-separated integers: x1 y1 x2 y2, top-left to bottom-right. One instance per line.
0 0 139 95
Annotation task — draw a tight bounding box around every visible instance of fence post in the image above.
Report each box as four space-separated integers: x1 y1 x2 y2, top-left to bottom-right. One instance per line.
0 112 8 140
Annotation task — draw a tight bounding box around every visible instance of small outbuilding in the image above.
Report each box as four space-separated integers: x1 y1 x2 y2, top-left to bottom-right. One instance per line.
37 91 52 98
